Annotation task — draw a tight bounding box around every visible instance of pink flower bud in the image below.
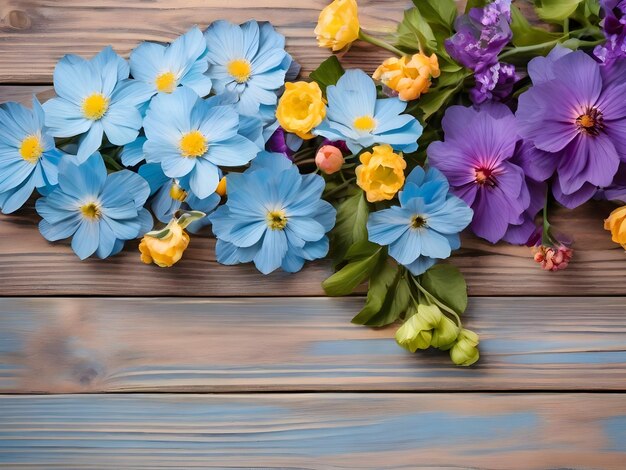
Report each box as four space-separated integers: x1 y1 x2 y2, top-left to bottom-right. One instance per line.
315 145 344 175
532 245 573 271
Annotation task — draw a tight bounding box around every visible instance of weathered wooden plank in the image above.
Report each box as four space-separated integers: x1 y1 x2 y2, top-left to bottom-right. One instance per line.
1 393 625 468
1 297 625 393
0 194 624 295
0 0 406 83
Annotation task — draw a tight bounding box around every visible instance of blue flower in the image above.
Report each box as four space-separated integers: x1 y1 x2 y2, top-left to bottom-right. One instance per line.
43 47 153 162
36 153 153 260
203 20 293 115
130 27 213 98
367 167 473 275
315 70 423 154
209 152 336 274
142 87 261 199
139 163 220 233
0 97 63 214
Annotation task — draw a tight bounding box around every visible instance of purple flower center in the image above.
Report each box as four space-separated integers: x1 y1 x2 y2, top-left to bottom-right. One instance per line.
576 107 604 136
474 166 498 187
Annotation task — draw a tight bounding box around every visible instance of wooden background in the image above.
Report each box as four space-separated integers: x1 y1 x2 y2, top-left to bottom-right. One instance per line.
1 0 626 468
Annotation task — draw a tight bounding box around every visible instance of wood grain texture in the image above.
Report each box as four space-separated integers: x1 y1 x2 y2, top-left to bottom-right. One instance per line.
1 297 625 393
0 0 406 83
0 195 624 295
1 393 625 468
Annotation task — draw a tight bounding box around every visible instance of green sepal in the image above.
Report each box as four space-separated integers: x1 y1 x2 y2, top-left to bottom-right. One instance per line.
145 228 171 240
310 55 345 95
177 210 206 229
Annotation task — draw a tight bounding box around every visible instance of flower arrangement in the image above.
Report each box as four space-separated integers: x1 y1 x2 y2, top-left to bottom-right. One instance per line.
2 0 625 366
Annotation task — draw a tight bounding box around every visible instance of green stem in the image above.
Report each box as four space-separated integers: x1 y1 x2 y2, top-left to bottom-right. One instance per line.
358 30 405 57
103 153 123 172
541 186 557 247
563 18 570 36
498 38 562 60
323 178 355 199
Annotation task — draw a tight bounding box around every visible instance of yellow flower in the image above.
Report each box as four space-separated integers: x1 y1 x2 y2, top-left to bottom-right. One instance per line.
315 0 360 51
140 221 190 268
373 52 441 102
605 205 626 248
276 81 326 139
356 144 406 202
139 211 205 268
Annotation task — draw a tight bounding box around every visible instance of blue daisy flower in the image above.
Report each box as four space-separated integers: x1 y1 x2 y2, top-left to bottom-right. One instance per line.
315 70 424 154
209 152 336 274
203 20 293 115
43 46 154 162
138 162 220 232
36 153 153 260
142 87 261 199
367 167 473 275
130 27 213 98
0 97 63 214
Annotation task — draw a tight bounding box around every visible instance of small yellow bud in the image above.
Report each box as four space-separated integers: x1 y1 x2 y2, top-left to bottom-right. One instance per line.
216 176 227 197
605 205 626 249
314 0 360 51
139 220 190 268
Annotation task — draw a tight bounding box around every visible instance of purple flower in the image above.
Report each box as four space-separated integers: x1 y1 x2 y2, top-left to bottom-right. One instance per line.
266 127 301 160
428 103 544 244
470 62 518 104
516 48 626 208
445 0 512 70
595 0 626 64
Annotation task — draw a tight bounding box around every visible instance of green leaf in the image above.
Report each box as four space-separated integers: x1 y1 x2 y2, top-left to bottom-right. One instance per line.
510 5 561 46
464 0 488 13
329 191 370 262
420 264 468 315
415 82 462 120
396 7 437 52
534 0 583 22
322 244 382 296
309 55 345 95
412 0 457 31
351 259 400 326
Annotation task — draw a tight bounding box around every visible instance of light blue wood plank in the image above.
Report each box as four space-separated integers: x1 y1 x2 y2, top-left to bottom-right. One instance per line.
1 297 625 392
0 393 625 468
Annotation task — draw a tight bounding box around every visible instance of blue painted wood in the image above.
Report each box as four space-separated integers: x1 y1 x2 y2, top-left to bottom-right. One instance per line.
1 393 625 468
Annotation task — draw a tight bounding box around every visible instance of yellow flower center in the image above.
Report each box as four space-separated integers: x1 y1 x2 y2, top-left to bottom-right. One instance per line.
169 182 188 202
82 93 109 120
576 107 604 136
155 71 177 93
266 210 288 230
179 130 208 158
80 202 101 220
227 59 252 83
578 114 594 128
353 115 377 132
410 215 427 229
19 135 44 163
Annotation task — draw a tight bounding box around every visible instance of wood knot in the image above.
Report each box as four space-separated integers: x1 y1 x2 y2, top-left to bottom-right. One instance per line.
5 10 31 30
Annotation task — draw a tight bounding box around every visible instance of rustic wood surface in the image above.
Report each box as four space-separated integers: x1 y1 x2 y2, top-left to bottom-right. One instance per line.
1 393 626 469
0 196 623 296
0 0 405 83
1 297 625 393
1 0 626 467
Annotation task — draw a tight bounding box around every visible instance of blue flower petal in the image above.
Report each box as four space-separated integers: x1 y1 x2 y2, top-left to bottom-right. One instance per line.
71 220 100 260
253 229 288 274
